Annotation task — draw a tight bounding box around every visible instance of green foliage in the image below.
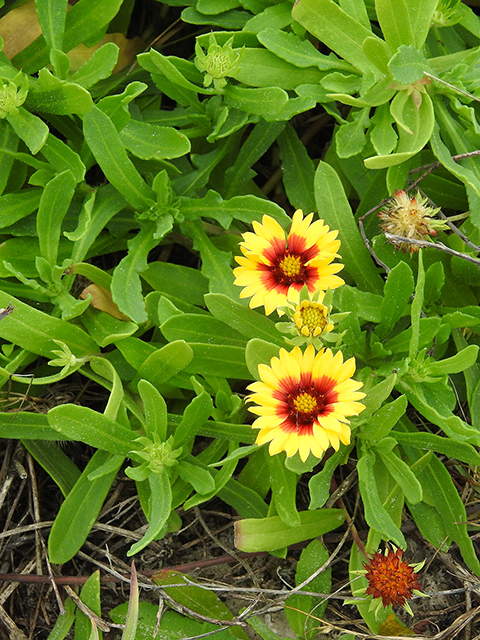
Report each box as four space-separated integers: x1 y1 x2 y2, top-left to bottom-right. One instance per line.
1 0 480 636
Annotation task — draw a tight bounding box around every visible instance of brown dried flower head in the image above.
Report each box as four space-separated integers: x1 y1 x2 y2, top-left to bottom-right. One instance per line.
364 548 422 609
378 190 448 253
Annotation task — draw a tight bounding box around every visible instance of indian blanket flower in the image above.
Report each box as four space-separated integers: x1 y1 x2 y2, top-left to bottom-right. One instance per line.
247 344 365 462
233 210 344 315
378 190 448 253
364 548 423 611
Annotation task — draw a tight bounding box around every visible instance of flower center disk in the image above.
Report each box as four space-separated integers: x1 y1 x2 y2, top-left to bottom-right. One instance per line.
276 251 305 284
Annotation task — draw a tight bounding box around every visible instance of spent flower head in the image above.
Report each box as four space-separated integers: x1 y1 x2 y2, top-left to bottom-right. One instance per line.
363 547 426 617
234 210 344 316
378 190 448 253
0 73 29 118
247 344 365 462
195 34 242 90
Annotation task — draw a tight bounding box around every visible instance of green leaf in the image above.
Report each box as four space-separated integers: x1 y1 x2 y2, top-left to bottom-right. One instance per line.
258 28 353 72
37 170 76 265
161 313 246 347
13 0 124 73
365 93 435 169
48 450 123 563
308 446 351 509
179 189 291 229
0 119 19 195
184 343 251 379
177 459 215 494
34 0 68 52
418 455 480 574
235 509 345 552
205 294 285 347
138 379 167 441
377 261 414 339
292 0 377 73
370 103 398 156
397 377 480 445
0 188 41 229
0 290 98 358
219 478 269 519
174 391 214 447
388 45 427 84
336 107 370 158
120 120 191 161
224 121 285 198
0 412 66 441
393 430 480 467
278 124 316 213
45 597 76 639
75 570 101 639
131 340 194 391
41 133 85 184
182 220 238 299
223 85 289 120
245 338 284 379
375 0 415 51
48 404 134 455
285 539 331 638
22 439 81 497
377 448 422 504
83 106 155 210
26 72 93 115
111 218 173 324
128 469 172 556
314 161 384 293
267 454 300 527
423 344 479 377
153 570 242 629
142 262 208 306
70 42 119 89
6 107 48 154
357 453 406 547
138 49 203 95
359 395 408 441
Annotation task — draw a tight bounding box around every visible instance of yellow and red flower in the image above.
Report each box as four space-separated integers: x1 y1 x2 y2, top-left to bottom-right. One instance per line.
247 344 365 462
364 548 422 609
233 210 344 315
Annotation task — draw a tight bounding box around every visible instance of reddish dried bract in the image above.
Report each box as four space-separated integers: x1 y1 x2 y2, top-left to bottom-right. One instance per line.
364 548 421 608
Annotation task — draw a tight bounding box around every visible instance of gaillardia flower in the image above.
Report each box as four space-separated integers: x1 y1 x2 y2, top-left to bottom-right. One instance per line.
378 190 448 253
364 548 423 610
247 344 365 462
233 210 344 315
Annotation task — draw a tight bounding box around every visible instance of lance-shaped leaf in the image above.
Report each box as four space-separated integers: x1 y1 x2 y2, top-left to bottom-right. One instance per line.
83 106 155 210
235 509 345 552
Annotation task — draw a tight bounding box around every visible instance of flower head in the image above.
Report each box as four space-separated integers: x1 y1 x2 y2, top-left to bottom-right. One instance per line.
234 210 344 315
364 548 422 609
0 73 29 118
293 298 333 338
126 434 182 481
247 344 365 462
195 34 242 90
378 190 448 253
